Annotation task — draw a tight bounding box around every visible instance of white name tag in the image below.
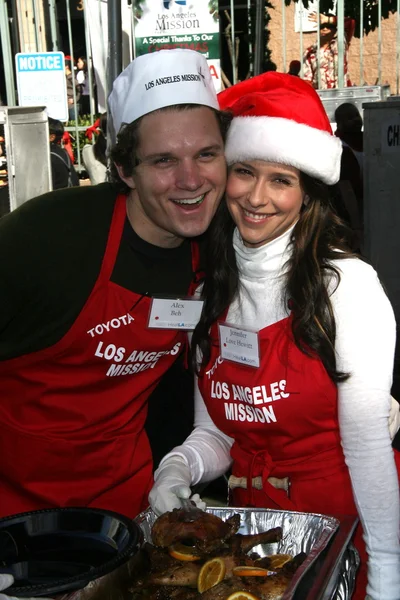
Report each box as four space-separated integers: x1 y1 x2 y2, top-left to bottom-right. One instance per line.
218 323 260 368
148 298 204 330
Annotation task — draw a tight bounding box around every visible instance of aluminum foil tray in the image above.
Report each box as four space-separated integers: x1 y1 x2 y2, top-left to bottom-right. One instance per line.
135 506 353 600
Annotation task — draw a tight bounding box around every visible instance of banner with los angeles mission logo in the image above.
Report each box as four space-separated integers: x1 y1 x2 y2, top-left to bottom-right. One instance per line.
133 0 221 91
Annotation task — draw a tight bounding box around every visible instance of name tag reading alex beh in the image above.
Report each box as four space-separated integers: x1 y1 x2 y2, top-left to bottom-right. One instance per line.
218 323 260 368
148 298 204 330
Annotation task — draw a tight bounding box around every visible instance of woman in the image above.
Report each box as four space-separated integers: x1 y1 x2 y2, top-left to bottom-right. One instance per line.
76 56 90 115
149 73 400 600
82 113 108 184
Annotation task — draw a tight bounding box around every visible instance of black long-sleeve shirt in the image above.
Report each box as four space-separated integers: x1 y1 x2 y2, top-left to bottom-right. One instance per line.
0 182 201 463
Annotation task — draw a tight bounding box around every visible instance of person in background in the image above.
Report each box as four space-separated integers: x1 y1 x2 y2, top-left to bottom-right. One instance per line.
65 57 81 122
335 102 364 172
303 12 355 89
76 57 91 116
0 126 9 218
0 48 229 533
49 117 79 189
82 113 108 185
288 59 301 76
149 72 400 600
334 102 364 248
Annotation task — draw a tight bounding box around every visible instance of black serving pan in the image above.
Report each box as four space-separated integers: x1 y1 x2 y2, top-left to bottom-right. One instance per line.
0 507 143 597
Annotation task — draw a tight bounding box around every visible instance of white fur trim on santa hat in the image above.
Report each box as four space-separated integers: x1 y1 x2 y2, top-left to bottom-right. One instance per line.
225 116 342 185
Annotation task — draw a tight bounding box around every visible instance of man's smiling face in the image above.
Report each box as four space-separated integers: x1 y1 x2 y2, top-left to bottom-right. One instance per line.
119 106 227 248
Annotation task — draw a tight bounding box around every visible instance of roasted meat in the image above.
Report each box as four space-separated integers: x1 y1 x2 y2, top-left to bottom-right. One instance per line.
138 562 201 588
231 527 283 554
86 511 305 600
199 553 307 600
199 576 253 599
152 509 241 550
253 553 308 600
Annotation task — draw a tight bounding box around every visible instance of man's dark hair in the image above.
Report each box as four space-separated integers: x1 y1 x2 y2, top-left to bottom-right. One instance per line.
64 59 73 72
48 117 64 144
109 104 232 194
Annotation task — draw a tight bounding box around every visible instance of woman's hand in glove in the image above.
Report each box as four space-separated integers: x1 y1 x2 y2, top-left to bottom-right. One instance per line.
149 455 206 516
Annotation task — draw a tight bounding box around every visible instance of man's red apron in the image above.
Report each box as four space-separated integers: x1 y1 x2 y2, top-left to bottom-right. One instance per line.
198 312 400 599
0 194 200 520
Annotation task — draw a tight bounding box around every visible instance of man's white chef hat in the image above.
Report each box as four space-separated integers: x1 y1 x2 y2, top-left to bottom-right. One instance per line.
108 49 219 137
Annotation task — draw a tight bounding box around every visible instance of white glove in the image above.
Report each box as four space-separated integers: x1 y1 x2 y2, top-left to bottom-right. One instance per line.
0 573 53 600
389 395 400 440
149 455 206 516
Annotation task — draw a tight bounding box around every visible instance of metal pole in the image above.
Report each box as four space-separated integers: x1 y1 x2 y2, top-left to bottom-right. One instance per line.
107 0 122 95
0 0 16 105
397 0 400 93
377 0 382 84
299 0 303 78
248 0 253 77
337 0 345 88
316 0 321 89
47 0 59 50
254 0 264 76
229 0 237 84
359 0 364 85
10 0 21 54
281 0 286 73
130 1 135 62
65 0 81 165
83 4 94 122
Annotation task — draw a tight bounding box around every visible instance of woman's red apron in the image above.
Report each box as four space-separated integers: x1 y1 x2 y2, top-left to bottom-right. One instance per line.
198 313 400 599
0 194 200 520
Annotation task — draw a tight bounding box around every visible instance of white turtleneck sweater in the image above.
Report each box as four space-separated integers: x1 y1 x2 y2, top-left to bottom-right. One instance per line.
160 226 400 600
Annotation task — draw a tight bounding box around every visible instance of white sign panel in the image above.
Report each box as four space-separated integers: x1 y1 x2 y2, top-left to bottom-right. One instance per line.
381 118 400 154
133 0 221 92
16 52 68 121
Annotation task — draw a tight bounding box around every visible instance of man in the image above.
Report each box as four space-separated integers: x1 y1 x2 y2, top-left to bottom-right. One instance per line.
48 117 80 189
303 12 355 89
0 49 229 521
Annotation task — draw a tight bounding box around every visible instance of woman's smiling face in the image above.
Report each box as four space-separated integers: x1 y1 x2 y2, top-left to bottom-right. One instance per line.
226 160 305 248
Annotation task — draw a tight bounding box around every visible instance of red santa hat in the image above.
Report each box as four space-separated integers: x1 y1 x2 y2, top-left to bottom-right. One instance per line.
218 72 342 185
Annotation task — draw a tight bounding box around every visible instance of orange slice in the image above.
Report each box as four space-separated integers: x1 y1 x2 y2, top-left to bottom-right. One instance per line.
267 554 293 569
232 566 271 577
197 557 226 593
226 593 261 600
168 543 202 562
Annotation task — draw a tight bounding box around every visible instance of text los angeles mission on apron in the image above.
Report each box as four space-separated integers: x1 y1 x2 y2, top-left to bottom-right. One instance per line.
198 310 399 599
199 312 357 514
0 194 201 519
